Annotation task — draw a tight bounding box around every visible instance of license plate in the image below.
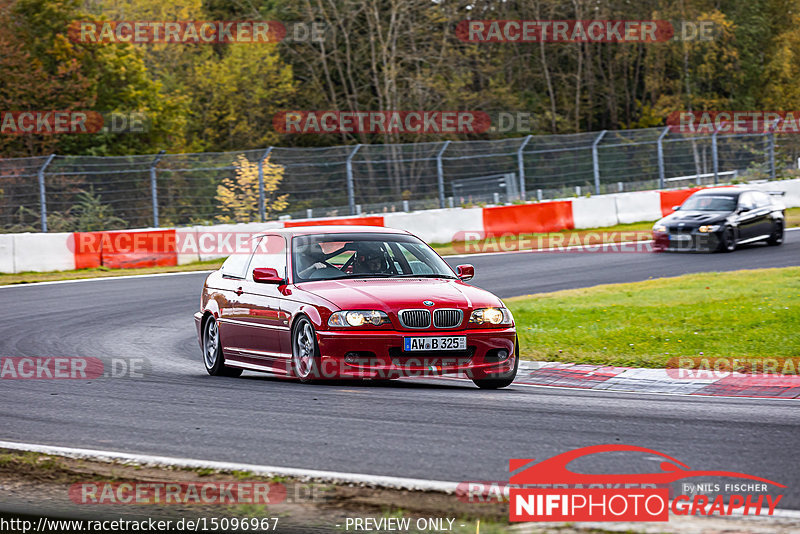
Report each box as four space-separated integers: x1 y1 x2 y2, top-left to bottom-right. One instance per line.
403 336 466 352
669 234 692 241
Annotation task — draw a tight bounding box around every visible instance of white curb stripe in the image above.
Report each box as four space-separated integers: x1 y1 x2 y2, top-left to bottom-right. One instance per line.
0 440 459 493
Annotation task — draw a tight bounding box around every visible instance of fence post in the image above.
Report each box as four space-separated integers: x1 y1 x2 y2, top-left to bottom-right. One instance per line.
712 127 719 185
346 144 362 215
436 141 451 209
37 154 56 233
591 130 607 195
150 150 166 227
767 119 779 180
258 147 273 222
657 126 669 189
517 135 532 201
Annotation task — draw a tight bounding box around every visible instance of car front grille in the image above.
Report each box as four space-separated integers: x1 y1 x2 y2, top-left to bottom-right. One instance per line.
433 309 463 328
399 309 431 329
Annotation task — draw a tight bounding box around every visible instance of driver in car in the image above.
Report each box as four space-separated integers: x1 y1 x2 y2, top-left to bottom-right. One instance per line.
296 242 328 278
353 243 390 274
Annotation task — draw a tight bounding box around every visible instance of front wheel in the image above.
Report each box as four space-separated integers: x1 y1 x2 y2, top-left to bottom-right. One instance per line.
472 338 519 390
292 316 321 383
716 226 736 253
767 220 784 246
203 316 242 377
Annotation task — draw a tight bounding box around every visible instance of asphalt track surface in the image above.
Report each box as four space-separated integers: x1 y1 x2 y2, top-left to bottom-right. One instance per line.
1 232 798 507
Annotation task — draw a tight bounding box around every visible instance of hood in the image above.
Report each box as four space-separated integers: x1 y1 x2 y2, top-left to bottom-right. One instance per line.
295 278 503 311
661 210 729 226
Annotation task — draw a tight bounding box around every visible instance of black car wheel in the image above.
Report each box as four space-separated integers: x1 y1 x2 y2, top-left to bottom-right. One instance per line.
717 226 736 253
767 220 784 246
291 316 321 383
203 316 242 377
473 337 519 390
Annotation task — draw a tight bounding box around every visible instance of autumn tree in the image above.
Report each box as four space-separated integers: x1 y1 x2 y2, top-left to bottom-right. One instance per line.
215 154 288 223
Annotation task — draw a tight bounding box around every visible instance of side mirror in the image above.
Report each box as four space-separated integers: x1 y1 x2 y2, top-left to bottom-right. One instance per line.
671 205 681 211
456 264 474 281
738 205 751 213
253 267 284 284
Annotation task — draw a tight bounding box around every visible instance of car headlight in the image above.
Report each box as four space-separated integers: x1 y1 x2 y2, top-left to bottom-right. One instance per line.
328 310 390 327
469 307 513 326
653 224 667 233
698 225 720 233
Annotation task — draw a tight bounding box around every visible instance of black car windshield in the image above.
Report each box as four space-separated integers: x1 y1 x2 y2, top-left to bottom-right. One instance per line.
292 233 456 282
681 195 737 212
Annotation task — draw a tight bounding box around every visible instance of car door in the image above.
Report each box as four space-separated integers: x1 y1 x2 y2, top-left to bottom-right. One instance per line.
234 234 291 368
215 249 254 360
735 192 761 240
749 191 776 238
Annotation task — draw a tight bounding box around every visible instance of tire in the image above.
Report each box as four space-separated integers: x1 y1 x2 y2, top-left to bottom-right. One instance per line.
291 316 321 383
473 337 519 390
767 220 784 246
202 316 242 377
716 226 736 253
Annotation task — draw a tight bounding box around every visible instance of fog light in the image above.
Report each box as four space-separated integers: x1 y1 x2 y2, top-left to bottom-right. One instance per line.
497 350 509 361
344 353 358 364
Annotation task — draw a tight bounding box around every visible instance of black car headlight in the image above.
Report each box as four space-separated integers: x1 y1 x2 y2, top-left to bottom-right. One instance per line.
698 225 721 233
328 310 390 327
469 307 513 327
653 224 667 233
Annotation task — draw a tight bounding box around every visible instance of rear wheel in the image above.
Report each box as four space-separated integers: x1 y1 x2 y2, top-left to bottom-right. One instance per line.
203 316 242 377
767 220 784 246
292 316 321 383
472 338 519 390
717 226 736 253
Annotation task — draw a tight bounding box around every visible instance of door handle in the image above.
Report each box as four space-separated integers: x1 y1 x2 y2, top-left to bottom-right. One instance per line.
235 287 243 296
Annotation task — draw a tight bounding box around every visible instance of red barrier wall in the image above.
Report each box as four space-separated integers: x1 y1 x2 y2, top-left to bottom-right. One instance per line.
660 188 703 216
72 230 177 269
482 201 574 237
284 216 384 228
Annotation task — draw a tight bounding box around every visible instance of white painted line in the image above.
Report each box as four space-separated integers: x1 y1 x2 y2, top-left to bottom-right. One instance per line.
0 440 459 493
0 270 214 289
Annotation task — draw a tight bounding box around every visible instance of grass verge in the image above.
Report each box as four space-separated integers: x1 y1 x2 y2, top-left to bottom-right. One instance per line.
507 267 800 369
0 207 797 286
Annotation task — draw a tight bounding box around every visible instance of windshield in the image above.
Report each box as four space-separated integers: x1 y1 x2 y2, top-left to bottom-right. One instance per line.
292 233 456 282
680 195 737 212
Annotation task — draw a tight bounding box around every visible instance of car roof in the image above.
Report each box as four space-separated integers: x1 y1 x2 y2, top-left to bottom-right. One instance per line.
254 224 410 239
691 187 743 197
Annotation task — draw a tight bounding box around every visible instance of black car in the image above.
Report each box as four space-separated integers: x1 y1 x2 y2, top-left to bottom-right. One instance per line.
652 188 785 252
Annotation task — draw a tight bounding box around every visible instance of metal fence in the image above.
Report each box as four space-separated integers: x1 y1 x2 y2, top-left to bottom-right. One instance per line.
1 126 797 232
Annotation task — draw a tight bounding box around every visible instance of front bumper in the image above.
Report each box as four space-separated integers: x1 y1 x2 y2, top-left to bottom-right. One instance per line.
315 327 517 379
653 231 722 252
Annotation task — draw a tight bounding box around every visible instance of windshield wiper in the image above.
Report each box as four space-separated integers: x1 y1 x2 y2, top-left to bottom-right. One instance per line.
395 273 457 279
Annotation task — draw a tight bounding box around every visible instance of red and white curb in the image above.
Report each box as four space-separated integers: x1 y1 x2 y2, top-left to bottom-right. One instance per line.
517 361 800 399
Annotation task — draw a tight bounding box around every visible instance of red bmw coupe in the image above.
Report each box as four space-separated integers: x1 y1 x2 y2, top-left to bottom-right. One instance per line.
194 226 518 388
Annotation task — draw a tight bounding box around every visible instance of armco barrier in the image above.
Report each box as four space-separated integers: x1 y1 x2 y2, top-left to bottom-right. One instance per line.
482 201 574 237
3 179 799 274
571 196 619 229
384 208 483 244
